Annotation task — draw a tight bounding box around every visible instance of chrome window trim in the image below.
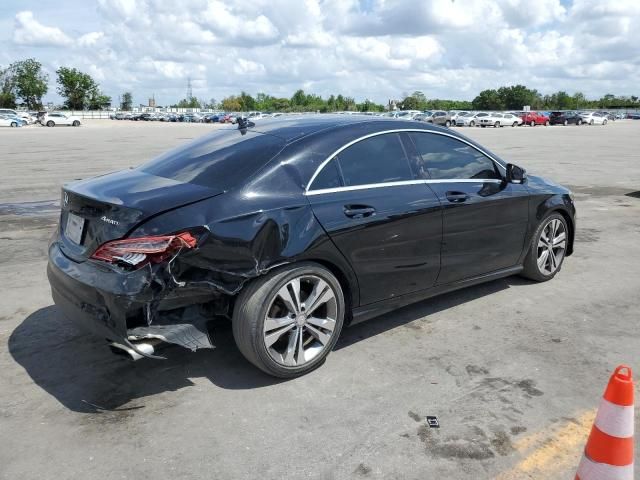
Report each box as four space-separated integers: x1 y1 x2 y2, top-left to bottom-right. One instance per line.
305 128 506 193
306 178 503 196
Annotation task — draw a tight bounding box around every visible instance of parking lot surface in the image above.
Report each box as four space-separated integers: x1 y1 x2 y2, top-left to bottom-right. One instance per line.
1 120 639 479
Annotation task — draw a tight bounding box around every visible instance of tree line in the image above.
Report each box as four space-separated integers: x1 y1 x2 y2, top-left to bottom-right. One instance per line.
1 58 112 110
2 58 639 112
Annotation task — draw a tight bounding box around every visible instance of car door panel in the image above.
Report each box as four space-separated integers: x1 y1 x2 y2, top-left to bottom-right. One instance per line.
406 131 529 285
426 181 529 284
309 185 442 305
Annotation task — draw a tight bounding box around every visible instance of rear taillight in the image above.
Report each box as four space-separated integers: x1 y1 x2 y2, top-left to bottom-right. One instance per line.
91 232 197 268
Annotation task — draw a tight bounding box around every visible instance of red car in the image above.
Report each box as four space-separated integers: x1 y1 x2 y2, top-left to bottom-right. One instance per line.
520 111 550 126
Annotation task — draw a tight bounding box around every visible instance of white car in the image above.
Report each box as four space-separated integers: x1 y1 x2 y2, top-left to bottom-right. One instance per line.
41 112 82 127
0 114 21 127
449 111 470 124
579 111 608 125
478 112 523 128
0 109 33 124
457 112 488 127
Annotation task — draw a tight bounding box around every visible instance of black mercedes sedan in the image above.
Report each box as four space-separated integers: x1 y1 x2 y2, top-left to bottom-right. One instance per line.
47 116 575 378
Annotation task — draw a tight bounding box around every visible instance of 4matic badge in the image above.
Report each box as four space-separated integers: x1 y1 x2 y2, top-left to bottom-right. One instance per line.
101 216 120 226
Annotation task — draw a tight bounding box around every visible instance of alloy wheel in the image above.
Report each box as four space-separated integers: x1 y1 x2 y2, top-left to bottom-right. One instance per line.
263 275 338 367
537 218 567 276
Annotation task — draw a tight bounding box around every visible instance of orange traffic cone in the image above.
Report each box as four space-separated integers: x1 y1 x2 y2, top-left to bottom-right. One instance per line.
576 365 634 480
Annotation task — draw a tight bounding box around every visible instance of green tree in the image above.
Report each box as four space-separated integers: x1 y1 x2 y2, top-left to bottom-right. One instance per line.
88 91 111 110
56 67 99 110
221 95 242 111
13 58 48 109
238 91 255 111
120 92 132 110
0 65 17 108
172 97 201 108
472 89 505 110
496 85 541 110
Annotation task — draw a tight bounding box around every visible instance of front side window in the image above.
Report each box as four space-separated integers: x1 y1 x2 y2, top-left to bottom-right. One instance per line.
336 133 413 187
409 133 502 180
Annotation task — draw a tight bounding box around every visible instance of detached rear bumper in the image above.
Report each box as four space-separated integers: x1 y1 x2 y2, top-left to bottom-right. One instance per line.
47 242 215 357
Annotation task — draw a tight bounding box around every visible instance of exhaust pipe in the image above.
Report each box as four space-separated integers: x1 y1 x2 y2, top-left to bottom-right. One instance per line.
110 338 163 361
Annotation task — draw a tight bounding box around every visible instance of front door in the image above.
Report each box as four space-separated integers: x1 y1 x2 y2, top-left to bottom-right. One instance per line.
406 131 529 285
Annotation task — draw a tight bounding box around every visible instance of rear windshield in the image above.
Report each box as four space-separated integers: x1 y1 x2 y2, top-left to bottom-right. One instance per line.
139 129 285 189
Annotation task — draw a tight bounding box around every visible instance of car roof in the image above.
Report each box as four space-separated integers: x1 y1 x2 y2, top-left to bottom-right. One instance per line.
246 114 469 143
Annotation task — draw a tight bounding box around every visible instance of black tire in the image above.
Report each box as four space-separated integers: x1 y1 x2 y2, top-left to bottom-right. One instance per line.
46 120 54 127
544 120 550 126
603 119 607 125
577 119 582 125
563 120 568 126
232 262 345 378
481 125 486 128
469 121 475 127
494 121 500 128
72 120 80 126
445 120 451 127
530 120 535 127
512 122 518 127
10 122 17 127
590 119 594 125
521 212 569 282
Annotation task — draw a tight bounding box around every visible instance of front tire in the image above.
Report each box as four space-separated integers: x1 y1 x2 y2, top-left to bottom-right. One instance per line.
544 120 550 126
232 262 345 378
445 120 451 127
494 122 500 128
563 120 568 126
603 119 607 125
530 120 535 127
469 121 475 127
10 122 17 127
46 120 54 127
72 120 80 126
521 213 569 282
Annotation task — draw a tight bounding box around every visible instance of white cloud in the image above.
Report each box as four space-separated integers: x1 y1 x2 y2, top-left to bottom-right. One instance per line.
4 1 640 104
13 11 72 47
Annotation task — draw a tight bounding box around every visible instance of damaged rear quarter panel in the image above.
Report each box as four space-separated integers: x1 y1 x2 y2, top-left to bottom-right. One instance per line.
129 151 360 307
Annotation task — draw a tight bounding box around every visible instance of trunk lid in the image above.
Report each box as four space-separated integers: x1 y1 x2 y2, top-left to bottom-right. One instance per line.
58 169 223 262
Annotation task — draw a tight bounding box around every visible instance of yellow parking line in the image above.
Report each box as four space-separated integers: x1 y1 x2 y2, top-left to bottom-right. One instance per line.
495 410 596 480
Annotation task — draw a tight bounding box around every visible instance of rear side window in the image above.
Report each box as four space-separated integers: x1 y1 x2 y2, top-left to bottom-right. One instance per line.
140 129 285 189
311 160 342 190
336 133 412 187
409 133 501 180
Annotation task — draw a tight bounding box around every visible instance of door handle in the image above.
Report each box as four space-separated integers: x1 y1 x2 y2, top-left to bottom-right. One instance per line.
445 191 469 203
343 205 376 218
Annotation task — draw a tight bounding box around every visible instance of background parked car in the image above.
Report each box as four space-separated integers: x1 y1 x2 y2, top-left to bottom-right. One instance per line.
579 111 608 125
0 114 22 127
549 111 584 125
41 112 81 127
448 111 469 125
479 113 522 127
521 111 550 126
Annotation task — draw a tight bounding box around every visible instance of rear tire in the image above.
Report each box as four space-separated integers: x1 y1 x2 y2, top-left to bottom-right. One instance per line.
544 120 550 126
530 120 535 127
46 121 54 127
494 122 500 128
445 120 451 127
72 120 80 127
521 213 569 282
232 262 345 378
563 119 568 126
512 122 518 127
603 119 607 125
469 121 475 127
10 122 17 127
577 119 582 125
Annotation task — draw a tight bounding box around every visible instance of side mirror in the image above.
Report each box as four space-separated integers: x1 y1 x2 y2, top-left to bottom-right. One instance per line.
506 163 526 184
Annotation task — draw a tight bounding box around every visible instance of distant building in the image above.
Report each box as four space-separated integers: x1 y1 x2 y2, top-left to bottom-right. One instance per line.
148 95 156 108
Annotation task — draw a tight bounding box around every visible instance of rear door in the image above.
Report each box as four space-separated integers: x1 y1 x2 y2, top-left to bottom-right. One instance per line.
307 132 442 305
407 131 529 285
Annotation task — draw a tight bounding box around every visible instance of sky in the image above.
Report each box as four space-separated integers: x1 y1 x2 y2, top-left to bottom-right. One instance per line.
1 0 639 106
